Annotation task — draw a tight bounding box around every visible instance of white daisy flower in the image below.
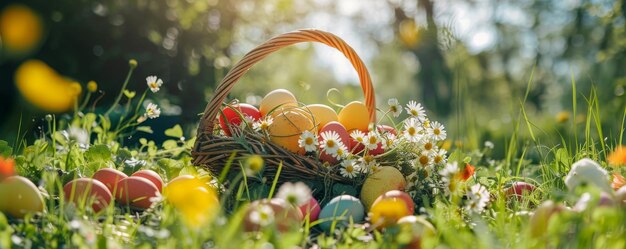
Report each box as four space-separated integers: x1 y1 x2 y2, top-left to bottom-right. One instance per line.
334 143 349 160
350 130 367 145
298 131 318 152
145 103 161 119
428 121 447 141
439 162 460 196
340 159 360 178
388 98 402 118
253 116 273 132
439 161 459 181
405 101 426 120
320 131 342 156
465 184 490 214
382 133 396 150
403 118 422 142
146 76 163 93
420 138 437 155
484 141 494 149
242 115 255 126
276 182 312 206
368 162 382 173
415 151 433 168
433 149 448 165
365 132 381 150
249 203 275 227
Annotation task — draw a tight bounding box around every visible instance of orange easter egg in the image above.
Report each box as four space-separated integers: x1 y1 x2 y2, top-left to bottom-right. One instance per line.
305 104 338 131
259 89 298 117
268 109 314 155
338 101 370 132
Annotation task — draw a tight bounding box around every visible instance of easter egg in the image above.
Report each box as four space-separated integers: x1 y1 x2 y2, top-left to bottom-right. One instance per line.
299 197 321 223
369 198 411 229
243 198 303 232
92 168 128 193
318 195 365 232
218 103 261 136
164 175 209 203
397 215 437 248
360 167 406 210
63 178 112 213
505 182 536 201
319 122 350 163
0 176 44 218
115 176 159 209
259 89 298 117
268 109 314 155
131 169 164 193
338 101 370 132
305 104 338 132
372 190 414 214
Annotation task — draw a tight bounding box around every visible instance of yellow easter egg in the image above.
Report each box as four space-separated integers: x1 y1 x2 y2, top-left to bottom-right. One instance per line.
338 101 370 132
0 176 44 218
268 108 314 155
305 104 338 132
259 89 298 117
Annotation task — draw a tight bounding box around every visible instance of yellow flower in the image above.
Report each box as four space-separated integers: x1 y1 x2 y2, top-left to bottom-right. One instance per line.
87 81 98 93
556 111 570 124
15 60 82 112
608 145 626 167
163 175 220 227
0 5 43 53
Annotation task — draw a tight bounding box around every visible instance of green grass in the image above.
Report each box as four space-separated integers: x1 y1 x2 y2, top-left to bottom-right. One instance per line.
1 64 625 248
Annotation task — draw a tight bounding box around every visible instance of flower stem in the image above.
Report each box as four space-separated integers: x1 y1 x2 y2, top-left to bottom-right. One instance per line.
104 63 137 117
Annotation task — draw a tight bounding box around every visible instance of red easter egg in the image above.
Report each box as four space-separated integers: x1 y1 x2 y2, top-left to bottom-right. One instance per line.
505 182 536 201
218 103 261 136
64 178 112 213
115 176 160 209
92 168 128 194
298 197 321 223
319 122 350 164
372 190 415 214
131 169 164 193
348 137 365 154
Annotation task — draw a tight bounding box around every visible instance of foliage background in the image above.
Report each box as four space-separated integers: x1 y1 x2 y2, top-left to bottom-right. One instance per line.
1 0 625 155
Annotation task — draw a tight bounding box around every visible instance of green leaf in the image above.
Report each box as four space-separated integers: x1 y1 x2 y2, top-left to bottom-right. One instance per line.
85 144 112 162
164 124 183 138
136 126 154 134
162 140 178 150
0 140 12 157
123 89 136 99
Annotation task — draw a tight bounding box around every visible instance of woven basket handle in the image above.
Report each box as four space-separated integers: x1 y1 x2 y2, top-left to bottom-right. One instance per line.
198 29 376 134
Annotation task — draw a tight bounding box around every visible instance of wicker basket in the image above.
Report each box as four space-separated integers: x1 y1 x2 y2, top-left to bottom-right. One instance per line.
192 29 377 194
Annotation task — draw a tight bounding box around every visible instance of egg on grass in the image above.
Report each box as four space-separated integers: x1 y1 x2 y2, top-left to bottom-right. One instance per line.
63 178 112 213
0 176 44 218
131 169 164 193
92 168 127 194
115 176 160 210
318 195 365 232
